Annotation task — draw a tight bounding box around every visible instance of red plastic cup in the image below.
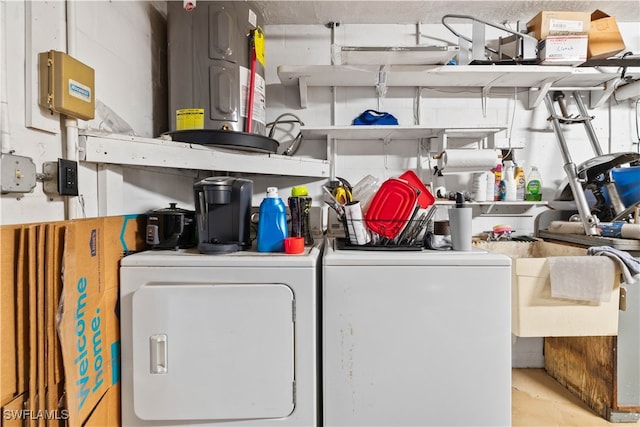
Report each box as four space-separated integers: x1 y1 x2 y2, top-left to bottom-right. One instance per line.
284 237 305 254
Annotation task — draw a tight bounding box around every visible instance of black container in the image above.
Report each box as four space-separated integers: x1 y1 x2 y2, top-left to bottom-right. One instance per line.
289 195 314 245
193 176 253 254
145 203 196 250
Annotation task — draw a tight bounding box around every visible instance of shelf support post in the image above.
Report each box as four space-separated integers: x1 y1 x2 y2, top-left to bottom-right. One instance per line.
528 79 554 109
327 135 337 180
298 76 309 109
589 77 622 109
481 86 491 117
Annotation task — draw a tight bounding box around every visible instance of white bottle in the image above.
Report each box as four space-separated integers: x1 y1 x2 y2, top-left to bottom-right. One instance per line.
504 163 517 201
472 172 488 202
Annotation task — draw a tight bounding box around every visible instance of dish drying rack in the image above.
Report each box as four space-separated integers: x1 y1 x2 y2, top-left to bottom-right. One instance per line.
340 206 436 250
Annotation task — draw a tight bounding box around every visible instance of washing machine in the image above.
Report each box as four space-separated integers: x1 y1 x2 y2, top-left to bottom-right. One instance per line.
120 241 322 427
322 238 512 426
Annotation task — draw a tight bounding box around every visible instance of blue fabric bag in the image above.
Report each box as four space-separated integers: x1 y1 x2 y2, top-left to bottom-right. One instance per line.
352 110 399 126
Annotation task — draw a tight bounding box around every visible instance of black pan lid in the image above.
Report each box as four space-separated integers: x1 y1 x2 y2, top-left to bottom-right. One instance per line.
167 129 279 154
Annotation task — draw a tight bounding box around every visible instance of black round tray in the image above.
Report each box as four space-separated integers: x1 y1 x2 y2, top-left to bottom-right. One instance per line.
167 129 279 154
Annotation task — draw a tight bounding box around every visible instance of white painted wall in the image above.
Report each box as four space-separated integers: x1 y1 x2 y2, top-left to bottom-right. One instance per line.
1 0 638 370
1 1 639 237
264 20 640 236
0 0 169 225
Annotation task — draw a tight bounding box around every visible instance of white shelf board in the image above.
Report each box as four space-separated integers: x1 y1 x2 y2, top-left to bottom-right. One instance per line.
301 125 507 141
436 200 548 206
79 131 329 178
340 45 459 65
278 64 627 108
436 199 549 214
302 125 437 140
277 64 581 88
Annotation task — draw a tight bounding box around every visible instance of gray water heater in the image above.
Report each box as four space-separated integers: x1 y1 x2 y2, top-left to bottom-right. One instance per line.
168 1 266 137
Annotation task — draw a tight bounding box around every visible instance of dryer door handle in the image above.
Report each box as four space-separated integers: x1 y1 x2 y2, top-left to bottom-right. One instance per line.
150 334 168 374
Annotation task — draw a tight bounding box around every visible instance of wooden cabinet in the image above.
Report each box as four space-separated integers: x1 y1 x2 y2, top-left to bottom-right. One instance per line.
545 336 640 422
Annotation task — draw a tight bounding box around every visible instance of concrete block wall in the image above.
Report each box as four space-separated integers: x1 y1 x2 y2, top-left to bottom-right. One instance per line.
1 2 639 235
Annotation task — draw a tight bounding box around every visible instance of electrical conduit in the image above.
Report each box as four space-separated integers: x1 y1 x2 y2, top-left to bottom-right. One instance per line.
65 0 81 219
0 0 12 154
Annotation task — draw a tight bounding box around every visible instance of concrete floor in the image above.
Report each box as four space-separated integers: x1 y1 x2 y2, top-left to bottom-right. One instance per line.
513 369 640 426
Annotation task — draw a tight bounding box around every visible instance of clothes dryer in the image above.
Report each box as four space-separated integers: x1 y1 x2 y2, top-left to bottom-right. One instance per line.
120 241 322 426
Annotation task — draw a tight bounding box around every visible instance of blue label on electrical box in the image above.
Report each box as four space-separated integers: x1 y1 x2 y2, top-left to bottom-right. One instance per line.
69 79 92 102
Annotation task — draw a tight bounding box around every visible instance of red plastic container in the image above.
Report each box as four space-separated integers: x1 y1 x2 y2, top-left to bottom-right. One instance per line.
399 170 436 209
284 236 305 254
365 178 419 239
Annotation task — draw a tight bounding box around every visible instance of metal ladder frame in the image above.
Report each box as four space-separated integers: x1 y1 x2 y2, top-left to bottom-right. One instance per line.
543 91 602 235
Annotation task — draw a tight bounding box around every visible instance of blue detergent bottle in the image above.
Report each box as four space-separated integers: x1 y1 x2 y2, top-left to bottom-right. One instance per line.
257 187 288 252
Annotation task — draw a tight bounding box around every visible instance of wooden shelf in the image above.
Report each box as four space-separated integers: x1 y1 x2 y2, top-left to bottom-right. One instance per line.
79 130 330 178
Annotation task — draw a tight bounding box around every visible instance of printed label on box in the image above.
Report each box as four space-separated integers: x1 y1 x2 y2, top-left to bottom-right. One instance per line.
549 18 585 33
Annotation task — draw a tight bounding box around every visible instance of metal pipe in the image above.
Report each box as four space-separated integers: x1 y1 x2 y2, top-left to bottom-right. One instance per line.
573 91 603 156
65 0 81 219
0 0 12 154
544 94 599 235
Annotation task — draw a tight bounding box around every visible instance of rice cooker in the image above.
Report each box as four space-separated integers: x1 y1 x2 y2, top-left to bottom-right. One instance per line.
145 203 196 250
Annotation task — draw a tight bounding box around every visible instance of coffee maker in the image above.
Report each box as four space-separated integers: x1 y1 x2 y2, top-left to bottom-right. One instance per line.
193 176 253 254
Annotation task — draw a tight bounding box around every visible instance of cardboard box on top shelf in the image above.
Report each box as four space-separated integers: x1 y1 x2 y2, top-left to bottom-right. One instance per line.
588 10 626 59
527 11 591 40
57 215 144 427
538 34 588 65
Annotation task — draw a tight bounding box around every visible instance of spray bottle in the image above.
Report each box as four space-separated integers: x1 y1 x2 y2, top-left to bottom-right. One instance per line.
503 161 517 201
515 164 526 201
492 163 502 201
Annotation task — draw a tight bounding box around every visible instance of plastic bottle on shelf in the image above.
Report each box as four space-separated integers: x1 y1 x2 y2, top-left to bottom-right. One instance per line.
492 163 502 201
515 165 526 201
504 162 517 201
471 172 487 201
288 185 314 245
485 170 495 203
525 166 543 201
257 187 288 252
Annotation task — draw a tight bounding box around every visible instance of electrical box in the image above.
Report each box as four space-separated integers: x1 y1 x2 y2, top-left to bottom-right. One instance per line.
1 153 37 194
39 50 95 120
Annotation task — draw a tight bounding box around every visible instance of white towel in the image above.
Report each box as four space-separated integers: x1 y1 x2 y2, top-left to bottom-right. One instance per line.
587 245 640 285
548 256 616 302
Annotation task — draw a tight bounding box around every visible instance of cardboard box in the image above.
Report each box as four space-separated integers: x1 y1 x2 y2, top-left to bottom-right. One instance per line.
476 241 620 337
1 216 143 427
588 10 626 59
527 11 591 40
83 383 120 427
1 225 24 406
57 215 144 426
1 223 68 426
538 35 588 65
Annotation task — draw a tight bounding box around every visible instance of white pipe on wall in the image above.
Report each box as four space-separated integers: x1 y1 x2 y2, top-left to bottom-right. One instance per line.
0 0 13 154
65 0 81 219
